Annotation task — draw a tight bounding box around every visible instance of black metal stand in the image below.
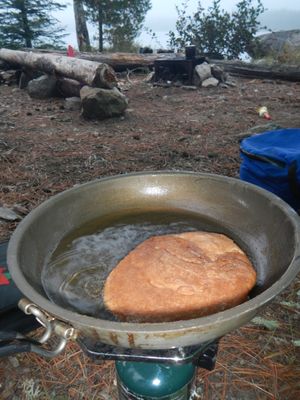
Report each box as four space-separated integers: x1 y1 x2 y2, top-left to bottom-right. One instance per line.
79 337 218 370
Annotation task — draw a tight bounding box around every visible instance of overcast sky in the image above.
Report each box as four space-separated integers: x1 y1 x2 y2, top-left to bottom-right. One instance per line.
54 0 300 49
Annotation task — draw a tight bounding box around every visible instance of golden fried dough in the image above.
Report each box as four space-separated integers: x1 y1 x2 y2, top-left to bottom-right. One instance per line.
103 232 256 322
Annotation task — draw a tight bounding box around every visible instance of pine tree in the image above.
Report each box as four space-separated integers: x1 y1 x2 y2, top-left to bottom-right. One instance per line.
0 0 67 49
84 0 151 52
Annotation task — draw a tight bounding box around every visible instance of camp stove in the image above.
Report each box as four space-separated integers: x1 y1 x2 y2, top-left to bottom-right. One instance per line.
2 172 300 400
79 338 218 399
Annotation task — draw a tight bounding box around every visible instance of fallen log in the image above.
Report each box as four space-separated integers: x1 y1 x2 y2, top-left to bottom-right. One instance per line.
78 52 157 72
0 48 117 88
20 48 172 71
213 59 300 82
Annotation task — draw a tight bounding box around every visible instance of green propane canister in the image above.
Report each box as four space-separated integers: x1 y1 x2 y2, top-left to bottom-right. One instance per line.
116 360 196 399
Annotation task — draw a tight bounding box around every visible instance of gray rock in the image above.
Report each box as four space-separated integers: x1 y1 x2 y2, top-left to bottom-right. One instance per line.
18 70 42 89
202 77 219 87
225 80 237 87
0 70 17 85
80 86 128 120
27 75 57 99
56 78 81 98
181 85 197 91
64 97 82 111
211 64 227 82
0 207 21 221
249 29 300 59
219 83 229 89
195 62 212 83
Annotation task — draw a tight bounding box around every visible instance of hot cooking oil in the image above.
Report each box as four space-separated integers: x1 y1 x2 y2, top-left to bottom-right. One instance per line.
41 211 230 319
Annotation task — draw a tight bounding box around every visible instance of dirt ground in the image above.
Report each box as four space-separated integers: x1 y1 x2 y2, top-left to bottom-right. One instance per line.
0 74 299 399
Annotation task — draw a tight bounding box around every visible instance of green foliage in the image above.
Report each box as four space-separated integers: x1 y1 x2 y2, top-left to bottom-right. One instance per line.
169 0 266 59
0 0 67 49
105 41 143 54
84 0 152 52
251 42 300 65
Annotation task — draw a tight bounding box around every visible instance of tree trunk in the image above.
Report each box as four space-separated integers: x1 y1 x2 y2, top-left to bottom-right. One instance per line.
20 1 32 48
73 0 91 52
0 49 117 88
98 4 103 52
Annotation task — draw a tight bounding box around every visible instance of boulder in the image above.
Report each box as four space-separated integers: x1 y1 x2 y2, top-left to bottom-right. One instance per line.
27 75 57 99
80 86 128 120
211 64 228 83
64 97 82 111
56 78 81 98
249 30 300 59
202 77 219 87
0 70 18 85
195 62 212 84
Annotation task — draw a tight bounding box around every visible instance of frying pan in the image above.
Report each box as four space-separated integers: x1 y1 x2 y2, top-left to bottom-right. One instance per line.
4 172 300 353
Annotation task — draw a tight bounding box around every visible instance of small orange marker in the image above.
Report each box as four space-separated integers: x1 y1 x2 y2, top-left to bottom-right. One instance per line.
67 45 75 57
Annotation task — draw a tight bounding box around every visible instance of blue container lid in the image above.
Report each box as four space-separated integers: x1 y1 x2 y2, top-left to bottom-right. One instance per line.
241 128 300 164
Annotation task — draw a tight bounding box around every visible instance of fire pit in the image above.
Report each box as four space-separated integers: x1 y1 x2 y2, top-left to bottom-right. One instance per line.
154 46 207 85
2 171 300 399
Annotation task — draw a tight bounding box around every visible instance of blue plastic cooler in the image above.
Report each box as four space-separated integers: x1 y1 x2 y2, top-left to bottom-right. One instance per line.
240 128 300 210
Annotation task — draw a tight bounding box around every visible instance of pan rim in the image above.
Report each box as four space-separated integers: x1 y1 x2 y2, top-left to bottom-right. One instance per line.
7 171 300 337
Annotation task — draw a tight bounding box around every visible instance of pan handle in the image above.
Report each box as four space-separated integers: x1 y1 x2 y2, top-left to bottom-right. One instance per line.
0 298 77 358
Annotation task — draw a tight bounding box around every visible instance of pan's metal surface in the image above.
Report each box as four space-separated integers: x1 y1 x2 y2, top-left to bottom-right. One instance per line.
7 172 300 349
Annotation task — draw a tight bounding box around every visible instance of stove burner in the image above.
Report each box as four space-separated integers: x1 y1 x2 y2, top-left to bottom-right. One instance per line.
79 338 218 370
